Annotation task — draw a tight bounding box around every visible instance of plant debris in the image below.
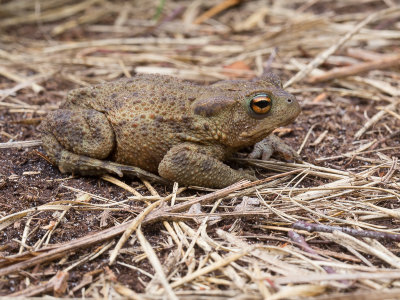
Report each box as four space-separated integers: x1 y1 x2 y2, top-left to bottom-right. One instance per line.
0 0 399 298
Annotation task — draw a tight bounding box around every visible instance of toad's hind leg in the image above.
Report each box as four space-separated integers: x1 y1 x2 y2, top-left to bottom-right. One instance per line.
41 109 169 183
41 109 118 176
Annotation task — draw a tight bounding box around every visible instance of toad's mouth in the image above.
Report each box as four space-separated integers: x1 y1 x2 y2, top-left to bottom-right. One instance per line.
239 112 300 142
239 128 273 141
281 114 299 126
241 115 299 138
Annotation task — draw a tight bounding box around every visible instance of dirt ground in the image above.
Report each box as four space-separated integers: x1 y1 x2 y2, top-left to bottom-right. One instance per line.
1 0 400 299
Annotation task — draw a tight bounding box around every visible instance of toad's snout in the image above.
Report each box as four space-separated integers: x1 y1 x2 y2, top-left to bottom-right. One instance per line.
283 93 301 125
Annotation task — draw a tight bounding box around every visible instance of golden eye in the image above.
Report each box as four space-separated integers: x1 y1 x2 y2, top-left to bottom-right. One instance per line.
250 94 271 114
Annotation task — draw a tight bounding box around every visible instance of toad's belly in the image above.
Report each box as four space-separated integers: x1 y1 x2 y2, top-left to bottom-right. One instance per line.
112 143 169 173
107 112 201 173
110 125 178 173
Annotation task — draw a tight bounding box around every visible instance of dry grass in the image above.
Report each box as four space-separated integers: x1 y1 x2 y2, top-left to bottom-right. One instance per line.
0 0 400 299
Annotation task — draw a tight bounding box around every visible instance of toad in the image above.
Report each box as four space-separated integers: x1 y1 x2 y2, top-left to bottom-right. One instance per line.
41 73 301 188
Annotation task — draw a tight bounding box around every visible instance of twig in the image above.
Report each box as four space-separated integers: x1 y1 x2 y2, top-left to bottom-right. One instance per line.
346 48 385 61
8 271 68 297
355 102 397 139
136 226 178 300
0 0 103 28
274 271 400 285
109 200 162 265
0 66 44 93
288 231 337 275
293 221 400 242
284 6 400 87
0 140 42 149
170 246 253 289
308 54 400 83
43 37 211 53
193 0 241 25
297 124 316 155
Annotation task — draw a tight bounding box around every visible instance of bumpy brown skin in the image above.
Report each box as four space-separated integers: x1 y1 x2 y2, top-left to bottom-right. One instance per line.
41 73 301 188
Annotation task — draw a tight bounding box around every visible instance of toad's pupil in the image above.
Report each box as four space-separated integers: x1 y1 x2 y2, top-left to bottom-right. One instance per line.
254 100 269 108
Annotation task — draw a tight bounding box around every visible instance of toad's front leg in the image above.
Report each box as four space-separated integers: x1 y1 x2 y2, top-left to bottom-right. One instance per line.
158 143 256 188
248 134 302 162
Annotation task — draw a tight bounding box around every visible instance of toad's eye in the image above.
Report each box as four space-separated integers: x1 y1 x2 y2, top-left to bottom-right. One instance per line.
250 94 272 114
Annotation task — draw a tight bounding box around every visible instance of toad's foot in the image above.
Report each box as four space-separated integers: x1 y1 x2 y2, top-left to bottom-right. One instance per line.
248 134 302 162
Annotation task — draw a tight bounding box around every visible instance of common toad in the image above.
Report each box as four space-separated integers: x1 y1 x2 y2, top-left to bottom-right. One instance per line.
41 73 301 188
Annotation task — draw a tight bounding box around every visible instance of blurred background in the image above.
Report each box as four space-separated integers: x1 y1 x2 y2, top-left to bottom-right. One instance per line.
1 0 397 86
